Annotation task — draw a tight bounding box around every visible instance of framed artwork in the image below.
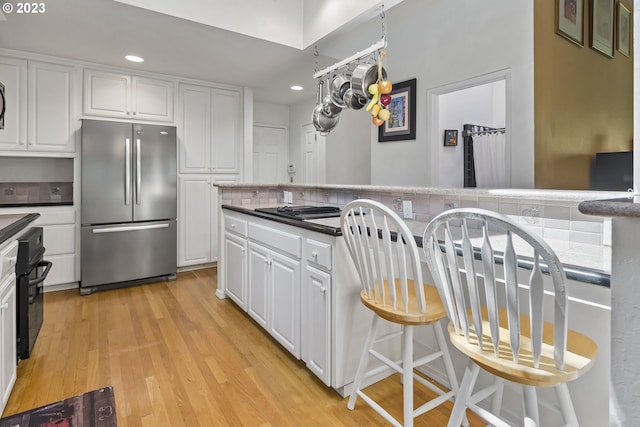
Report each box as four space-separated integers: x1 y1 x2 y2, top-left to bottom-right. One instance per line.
443 130 458 146
378 78 416 142
556 0 584 46
617 2 631 57
590 0 615 57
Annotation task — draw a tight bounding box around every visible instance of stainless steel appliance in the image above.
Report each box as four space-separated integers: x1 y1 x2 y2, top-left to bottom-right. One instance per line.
0 81 5 130
80 119 177 293
16 227 52 360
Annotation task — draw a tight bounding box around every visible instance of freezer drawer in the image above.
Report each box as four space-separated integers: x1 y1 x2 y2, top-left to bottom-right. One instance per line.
81 220 176 288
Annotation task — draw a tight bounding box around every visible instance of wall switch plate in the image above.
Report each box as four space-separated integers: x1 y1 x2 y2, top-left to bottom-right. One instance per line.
402 200 413 219
283 191 293 204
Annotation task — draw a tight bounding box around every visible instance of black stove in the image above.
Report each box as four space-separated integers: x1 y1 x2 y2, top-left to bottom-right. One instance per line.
254 205 342 220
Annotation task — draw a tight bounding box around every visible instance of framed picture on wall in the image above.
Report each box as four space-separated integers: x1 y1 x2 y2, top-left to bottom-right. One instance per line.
556 0 584 46
443 130 458 146
617 2 631 57
378 78 416 142
590 0 615 57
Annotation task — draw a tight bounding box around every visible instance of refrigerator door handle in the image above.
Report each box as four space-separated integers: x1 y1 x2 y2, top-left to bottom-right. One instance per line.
125 138 131 205
136 138 141 205
92 224 170 234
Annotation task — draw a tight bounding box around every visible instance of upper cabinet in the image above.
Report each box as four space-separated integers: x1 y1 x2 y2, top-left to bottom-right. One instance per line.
0 57 77 153
178 83 242 174
83 69 174 123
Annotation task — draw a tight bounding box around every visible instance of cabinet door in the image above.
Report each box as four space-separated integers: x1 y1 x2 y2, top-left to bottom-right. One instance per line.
302 265 331 385
0 57 27 150
178 175 212 266
247 242 269 329
224 232 246 310
28 61 77 152
0 273 16 412
179 84 211 173
83 69 130 118
211 88 241 174
269 250 300 358
132 77 174 122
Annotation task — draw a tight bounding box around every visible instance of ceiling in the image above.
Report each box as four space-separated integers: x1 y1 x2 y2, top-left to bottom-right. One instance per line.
0 0 397 105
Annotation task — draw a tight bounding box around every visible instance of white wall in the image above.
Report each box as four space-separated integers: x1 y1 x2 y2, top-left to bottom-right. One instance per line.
438 80 506 188
254 101 290 127
318 0 534 188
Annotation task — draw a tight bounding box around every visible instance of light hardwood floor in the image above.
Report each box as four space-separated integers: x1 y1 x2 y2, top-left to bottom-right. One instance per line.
3 269 482 426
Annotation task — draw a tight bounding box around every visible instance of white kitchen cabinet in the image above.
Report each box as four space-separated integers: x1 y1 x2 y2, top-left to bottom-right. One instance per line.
83 69 174 122
0 238 18 415
178 175 215 266
0 57 77 153
302 264 331 385
223 214 247 310
247 239 300 358
178 83 242 174
32 207 78 288
0 57 28 150
28 61 78 152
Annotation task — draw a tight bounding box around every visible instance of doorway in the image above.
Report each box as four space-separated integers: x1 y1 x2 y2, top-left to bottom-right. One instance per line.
302 123 326 184
427 70 510 188
253 125 288 184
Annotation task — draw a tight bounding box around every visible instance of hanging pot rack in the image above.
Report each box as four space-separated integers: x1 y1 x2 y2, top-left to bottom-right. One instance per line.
312 38 387 80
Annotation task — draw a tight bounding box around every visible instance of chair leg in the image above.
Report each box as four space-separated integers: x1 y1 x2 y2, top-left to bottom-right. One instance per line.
447 360 479 427
555 383 579 426
347 313 379 410
433 321 469 427
490 377 505 418
523 385 539 426
403 325 414 427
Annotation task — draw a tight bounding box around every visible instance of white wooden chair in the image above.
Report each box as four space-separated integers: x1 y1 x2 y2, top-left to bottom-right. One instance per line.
340 199 465 427
422 208 598 427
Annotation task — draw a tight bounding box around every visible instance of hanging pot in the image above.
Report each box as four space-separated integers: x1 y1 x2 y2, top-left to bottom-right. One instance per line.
351 63 387 100
313 103 340 133
329 74 350 108
322 95 342 117
342 88 367 110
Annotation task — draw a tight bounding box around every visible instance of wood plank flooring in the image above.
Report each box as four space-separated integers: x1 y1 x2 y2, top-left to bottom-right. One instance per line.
3 269 482 426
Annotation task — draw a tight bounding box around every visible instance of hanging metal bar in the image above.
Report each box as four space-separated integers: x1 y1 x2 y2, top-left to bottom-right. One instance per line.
312 38 387 80
463 128 506 137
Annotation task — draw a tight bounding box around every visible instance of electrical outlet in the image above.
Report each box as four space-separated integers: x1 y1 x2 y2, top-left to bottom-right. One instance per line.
402 200 413 219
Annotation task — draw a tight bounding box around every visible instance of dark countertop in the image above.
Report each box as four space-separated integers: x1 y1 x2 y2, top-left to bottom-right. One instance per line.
222 205 610 287
579 196 640 218
0 201 73 208
0 213 40 246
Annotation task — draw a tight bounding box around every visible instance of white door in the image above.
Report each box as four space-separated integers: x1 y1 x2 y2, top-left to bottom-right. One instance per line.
253 125 288 183
178 175 212 266
302 123 325 184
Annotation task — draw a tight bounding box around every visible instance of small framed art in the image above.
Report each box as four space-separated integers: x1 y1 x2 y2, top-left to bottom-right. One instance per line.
556 0 584 46
378 78 417 142
444 130 458 147
617 2 631 57
590 0 615 57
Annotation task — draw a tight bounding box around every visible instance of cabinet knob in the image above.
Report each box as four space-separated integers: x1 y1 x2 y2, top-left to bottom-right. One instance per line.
0 303 8 311
320 286 326 295
231 224 236 228
312 251 318 258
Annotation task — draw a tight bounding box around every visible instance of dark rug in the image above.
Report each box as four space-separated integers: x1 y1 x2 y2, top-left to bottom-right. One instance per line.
0 386 116 427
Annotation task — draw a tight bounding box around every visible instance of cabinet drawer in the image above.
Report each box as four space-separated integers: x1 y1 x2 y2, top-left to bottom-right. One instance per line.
43 224 75 255
248 222 301 258
225 215 247 237
44 253 76 287
0 240 18 278
305 239 332 270
33 209 76 226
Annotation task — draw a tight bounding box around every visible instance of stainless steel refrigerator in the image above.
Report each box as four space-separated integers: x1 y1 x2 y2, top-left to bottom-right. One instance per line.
80 119 177 292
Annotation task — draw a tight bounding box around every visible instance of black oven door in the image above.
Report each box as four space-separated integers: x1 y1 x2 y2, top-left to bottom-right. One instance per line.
18 260 51 360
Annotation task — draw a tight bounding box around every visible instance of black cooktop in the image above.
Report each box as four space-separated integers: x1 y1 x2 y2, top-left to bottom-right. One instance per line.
254 205 342 220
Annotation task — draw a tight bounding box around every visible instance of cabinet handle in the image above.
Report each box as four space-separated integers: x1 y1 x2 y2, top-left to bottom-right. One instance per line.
312 251 318 259
231 224 236 229
320 286 326 295
0 303 8 311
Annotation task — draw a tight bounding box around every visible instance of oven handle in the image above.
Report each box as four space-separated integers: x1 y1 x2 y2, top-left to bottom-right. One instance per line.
29 260 53 288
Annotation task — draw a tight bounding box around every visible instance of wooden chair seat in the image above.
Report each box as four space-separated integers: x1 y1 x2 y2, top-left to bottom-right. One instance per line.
448 308 598 387
360 280 447 326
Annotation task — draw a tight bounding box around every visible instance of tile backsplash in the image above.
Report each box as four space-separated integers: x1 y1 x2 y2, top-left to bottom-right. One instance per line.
0 182 73 205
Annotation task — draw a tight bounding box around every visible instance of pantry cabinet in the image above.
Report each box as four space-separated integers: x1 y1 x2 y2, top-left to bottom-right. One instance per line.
178 175 216 266
83 69 174 122
178 83 242 174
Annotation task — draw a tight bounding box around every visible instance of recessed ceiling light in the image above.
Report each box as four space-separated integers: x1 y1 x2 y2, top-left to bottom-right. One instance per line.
290 85 303 91
125 55 144 63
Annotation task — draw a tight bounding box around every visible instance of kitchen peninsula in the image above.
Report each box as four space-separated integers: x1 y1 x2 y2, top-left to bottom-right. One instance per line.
216 183 617 427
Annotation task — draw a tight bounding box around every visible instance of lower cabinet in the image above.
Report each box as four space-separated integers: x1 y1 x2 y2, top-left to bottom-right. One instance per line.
178 175 214 266
0 272 16 411
223 232 246 310
302 264 331 385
